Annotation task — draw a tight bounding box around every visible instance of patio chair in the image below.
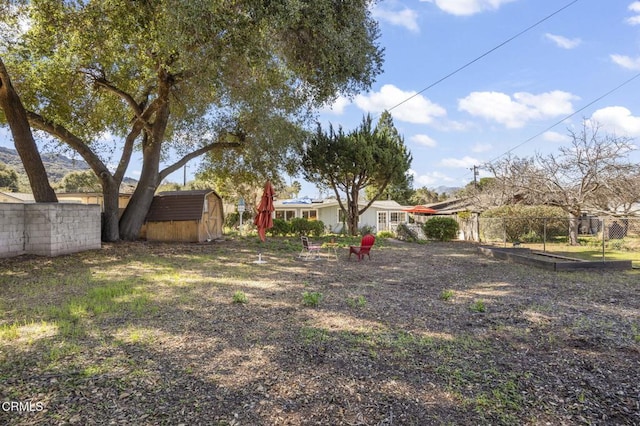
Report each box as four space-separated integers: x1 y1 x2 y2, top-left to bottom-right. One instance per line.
300 236 322 260
349 234 376 261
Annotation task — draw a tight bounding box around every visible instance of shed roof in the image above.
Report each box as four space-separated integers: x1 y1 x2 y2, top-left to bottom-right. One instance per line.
145 190 220 222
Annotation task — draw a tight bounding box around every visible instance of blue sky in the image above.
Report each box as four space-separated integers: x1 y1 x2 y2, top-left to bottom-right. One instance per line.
310 0 640 195
3 0 640 198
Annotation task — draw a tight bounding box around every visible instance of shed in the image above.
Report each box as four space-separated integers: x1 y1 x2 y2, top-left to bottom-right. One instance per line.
143 190 224 242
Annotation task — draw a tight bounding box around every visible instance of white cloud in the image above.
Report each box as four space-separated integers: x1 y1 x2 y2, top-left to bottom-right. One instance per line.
590 106 640 136
320 96 351 115
458 90 577 128
372 4 420 33
412 170 456 186
543 131 570 143
440 155 480 168
626 2 640 25
610 54 640 70
471 143 492 153
544 33 581 49
420 0 518 16
354 84 447 124
410 134 437 147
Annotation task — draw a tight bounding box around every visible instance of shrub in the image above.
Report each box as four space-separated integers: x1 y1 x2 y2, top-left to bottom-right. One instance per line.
268 219 291 236
290 218 325 237
423 217 459 241
376 230 395 239
481 205 567 242
224 211 253 228
359 224 375 236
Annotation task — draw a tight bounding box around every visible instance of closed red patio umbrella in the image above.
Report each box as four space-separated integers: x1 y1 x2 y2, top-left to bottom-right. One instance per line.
254 181 275 242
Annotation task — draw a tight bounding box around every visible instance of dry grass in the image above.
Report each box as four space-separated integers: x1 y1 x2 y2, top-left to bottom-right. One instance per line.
0 238 638 425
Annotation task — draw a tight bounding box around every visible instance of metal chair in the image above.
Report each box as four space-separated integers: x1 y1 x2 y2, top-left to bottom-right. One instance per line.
299 236 322 260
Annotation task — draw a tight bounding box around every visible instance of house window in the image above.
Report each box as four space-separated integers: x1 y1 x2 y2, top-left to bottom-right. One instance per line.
275 210 296 221
337 208 346 223
390 212 405 223
302 210 318 220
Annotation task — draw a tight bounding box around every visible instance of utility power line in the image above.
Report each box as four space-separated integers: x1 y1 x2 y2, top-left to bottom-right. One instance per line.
458 70 640 183
386 0 581 114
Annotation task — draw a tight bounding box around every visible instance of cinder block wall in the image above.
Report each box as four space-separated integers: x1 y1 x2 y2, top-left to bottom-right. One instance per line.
0 203 27 258
0 203 101 258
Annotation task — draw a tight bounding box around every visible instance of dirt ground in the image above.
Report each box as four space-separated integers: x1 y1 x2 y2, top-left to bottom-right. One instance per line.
0 238 639 425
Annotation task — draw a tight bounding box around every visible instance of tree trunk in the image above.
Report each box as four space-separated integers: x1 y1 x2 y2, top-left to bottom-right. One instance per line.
568 212 580 246
0 58 57 202
347 199 359 236
118 146 161 241
101 177 121 242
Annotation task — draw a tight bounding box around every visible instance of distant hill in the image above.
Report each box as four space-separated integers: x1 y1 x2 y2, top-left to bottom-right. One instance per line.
0 146 137 191
433 185 462 196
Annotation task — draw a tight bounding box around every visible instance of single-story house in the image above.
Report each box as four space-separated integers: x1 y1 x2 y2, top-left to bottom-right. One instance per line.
0 192 35 203
273 197 408 234
143 189 224 242
0 191 132 213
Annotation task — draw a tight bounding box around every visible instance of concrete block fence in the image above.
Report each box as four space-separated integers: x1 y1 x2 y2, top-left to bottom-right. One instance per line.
0 203 101 258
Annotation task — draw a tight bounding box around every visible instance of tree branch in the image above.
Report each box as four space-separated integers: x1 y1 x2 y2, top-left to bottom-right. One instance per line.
159 141 241 181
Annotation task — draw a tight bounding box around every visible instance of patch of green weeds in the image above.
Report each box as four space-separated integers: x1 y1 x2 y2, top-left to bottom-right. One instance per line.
232 291 248 304
470 300 487 313
440 289 455 301
346 295 367 308
302 291 323 307
0 323 20 340
630 323 640 343
300 327 329 344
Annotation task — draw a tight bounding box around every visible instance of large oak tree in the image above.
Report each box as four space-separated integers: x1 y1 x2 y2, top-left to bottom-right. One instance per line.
1 0 383 240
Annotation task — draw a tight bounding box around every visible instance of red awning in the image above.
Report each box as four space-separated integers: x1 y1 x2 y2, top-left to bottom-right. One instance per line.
402 205 438 214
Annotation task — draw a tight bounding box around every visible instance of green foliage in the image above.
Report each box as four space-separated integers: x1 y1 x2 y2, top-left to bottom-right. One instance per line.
423 217 459 241
232 291 248 304
440 289 455 301
346 295 367 308
5 0 384 239
301 112 412 235
302 291 323 308
224 211 253 229
359 224 375 236
470 300 486 313
410 186 446 205
0 163 19 191
376 230 395 239
290 218 325 237
58 170 101 192
267 219 291 237
481 205 567 242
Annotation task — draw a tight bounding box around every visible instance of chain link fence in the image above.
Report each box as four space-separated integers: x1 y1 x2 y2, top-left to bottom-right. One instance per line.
478 216 640 264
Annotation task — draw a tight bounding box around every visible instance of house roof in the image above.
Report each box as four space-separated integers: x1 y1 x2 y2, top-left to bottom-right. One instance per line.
274 198 405 210
0 192 36 202
145 190 220 222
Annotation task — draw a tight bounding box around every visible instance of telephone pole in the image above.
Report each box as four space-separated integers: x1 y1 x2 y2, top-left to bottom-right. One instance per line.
470 165 479 188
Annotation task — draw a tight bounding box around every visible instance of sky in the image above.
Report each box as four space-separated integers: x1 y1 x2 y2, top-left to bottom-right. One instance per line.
3 0 640 199
309 0 640 196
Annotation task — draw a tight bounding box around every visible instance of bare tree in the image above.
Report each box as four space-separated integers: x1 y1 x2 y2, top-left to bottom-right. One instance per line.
485 121 636 245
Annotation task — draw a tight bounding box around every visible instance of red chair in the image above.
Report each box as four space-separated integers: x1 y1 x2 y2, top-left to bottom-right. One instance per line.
349 234 376 261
